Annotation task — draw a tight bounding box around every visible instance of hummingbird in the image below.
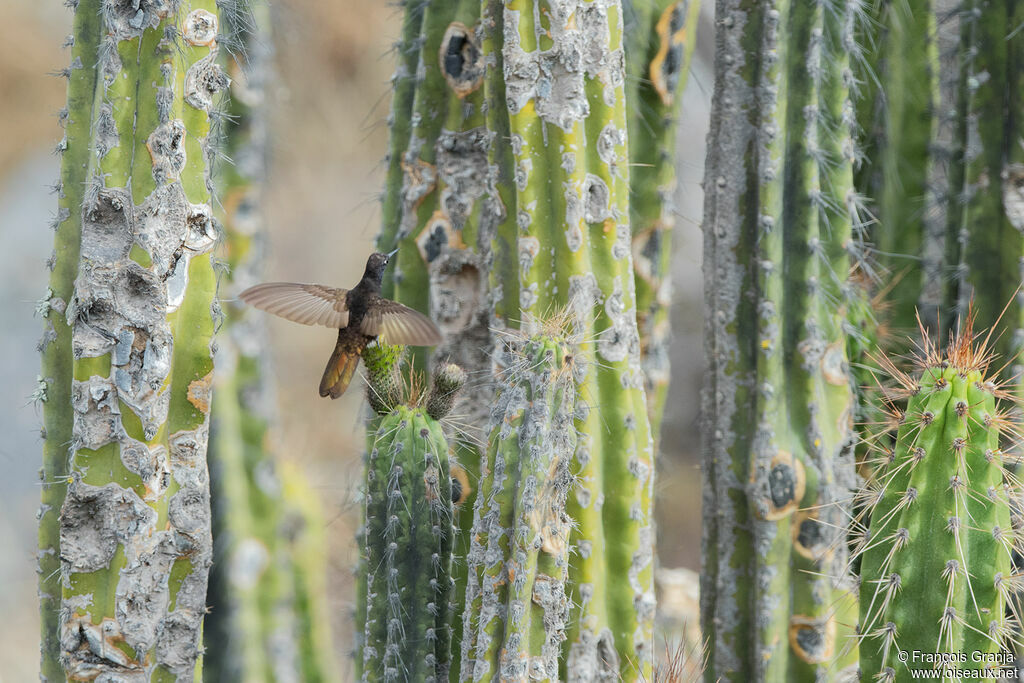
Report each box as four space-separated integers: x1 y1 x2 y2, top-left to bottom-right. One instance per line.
238 250 442 398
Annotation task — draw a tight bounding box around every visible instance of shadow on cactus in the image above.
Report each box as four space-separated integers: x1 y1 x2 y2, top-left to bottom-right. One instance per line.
356 342 467 682
850 308 1023 680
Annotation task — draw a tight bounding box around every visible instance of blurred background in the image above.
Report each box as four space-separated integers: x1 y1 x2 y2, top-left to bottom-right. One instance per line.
0 1 711 678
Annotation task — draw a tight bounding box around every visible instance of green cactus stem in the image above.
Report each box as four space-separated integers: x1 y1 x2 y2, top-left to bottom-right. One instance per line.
624 0 701 447
52 2 227 678
358 362 465 682
855 318 1018 680
460 333 576 681
38 1 102 678
279 461 338 683
701 0 867 680
374 1 500 673
854 0 943 335
953 0 1024 389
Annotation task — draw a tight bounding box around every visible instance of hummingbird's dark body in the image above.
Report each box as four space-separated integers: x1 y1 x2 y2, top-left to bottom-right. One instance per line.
239 251 442 398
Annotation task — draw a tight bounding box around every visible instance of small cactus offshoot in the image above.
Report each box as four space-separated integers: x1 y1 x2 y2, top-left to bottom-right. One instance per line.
854 312 1021 680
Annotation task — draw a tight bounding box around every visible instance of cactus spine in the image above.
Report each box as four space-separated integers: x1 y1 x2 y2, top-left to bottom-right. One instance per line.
855 321 1018 679
358 358 464 682
39 1 102 678
701 0 866 679
42 1 228 679
461 333 576 681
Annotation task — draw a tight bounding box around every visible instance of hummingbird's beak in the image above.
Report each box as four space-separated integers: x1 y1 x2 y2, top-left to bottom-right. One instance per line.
386 248 399 258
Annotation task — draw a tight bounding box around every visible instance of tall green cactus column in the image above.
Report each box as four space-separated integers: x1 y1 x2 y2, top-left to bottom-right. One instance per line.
357 356 465 682
954 0 1024 386
473 1 656 679
701 0 865 680
203 1 335 678
853 0 943 335
42 2 228 678
38 0 101 678
461 332 577 680
624 0 700 445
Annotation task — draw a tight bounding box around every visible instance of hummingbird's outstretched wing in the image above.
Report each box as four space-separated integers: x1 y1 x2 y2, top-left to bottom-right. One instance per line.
238 283 350 327
359 299 443 346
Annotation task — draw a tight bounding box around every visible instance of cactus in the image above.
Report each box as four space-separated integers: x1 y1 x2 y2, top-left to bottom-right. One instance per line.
952 0 1024 387
853 0 945 335
460 331 576 681
357 359 465 682
624 0 701 445
38 0 102 678
701 0 867 680
854 316 1018 679
372 0 676 678
38 1 228 679
203 1 336 678
278 462 339 683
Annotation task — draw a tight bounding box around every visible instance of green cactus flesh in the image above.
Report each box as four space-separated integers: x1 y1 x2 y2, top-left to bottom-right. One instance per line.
38 0 102 677
360 406 456 682
856 331 1017 680
623 0 700 447
461 334 576 681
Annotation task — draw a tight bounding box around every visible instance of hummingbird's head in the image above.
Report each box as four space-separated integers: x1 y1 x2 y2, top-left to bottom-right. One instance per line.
364 249 398 283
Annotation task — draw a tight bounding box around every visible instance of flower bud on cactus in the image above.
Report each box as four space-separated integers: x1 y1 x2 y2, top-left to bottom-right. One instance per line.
855 314 1020 680
363 343 407 416
426 363 468 421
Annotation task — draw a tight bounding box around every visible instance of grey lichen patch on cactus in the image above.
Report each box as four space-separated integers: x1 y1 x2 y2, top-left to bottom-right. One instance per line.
460 330 577 682
853 312 1022 679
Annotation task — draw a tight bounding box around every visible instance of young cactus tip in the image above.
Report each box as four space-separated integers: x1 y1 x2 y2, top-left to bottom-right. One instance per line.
853 309 1024 679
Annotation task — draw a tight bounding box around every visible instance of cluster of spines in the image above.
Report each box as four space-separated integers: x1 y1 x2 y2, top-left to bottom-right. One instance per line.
460 332 577 682
852 318 1021 679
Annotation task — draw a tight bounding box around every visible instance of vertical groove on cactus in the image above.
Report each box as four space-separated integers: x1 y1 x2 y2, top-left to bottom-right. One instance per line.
38 1 102 678
854 316 1019 679
53 1 228 677
359 361 464 682
461 332 576 681
623 0 701 448
701 0 865 679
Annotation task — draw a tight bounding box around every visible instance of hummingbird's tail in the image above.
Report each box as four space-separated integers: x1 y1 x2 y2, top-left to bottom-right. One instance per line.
319 342 362 399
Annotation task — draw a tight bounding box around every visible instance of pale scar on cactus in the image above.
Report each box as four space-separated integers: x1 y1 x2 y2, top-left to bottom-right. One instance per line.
852 311 1022 680
357 350 467 682
460 330 577 682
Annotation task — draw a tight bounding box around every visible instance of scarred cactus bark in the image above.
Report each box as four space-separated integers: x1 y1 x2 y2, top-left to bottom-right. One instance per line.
39 1 228 678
